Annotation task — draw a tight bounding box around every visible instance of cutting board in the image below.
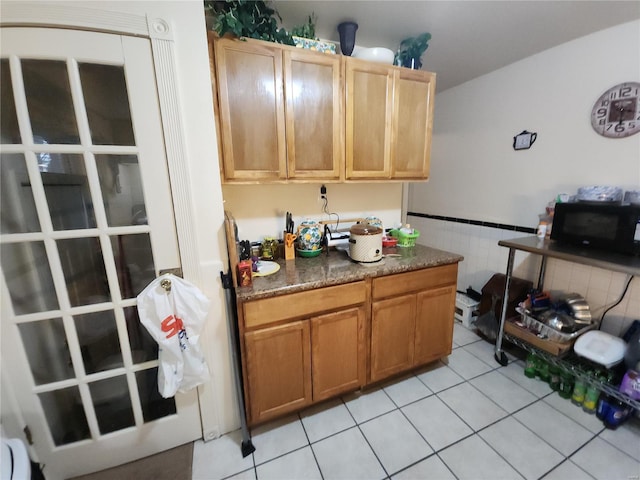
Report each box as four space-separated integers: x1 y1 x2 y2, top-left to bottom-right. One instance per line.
224 211 239 287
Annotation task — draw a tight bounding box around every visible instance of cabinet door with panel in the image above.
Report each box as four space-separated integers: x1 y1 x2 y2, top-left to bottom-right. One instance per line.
345 58 393 179
370 264 457 383
414 285 456 365
311 306 366 401
244 321 312 424
370 295 416 382
284 50 344 180
391 68 435 179
345 58 436 180
213 38 287 181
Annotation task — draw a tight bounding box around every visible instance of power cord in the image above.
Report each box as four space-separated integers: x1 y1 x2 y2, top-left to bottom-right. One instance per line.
598 274 634 331
320 185 340 232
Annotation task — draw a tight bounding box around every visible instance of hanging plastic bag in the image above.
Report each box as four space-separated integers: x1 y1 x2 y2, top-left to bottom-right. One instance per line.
137 274 211 398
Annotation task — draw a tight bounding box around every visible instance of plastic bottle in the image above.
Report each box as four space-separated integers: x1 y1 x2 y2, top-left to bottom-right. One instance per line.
582 372 601 414
571 373 587 406
549 365 561 391
559 369 574 399
524 353 538 378
596 394 613 420
537 358 550 383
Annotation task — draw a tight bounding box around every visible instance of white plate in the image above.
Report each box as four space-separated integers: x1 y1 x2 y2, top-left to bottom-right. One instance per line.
252 261 280 277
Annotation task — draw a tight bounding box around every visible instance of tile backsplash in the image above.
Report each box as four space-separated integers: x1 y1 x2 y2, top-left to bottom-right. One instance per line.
409 215 640 337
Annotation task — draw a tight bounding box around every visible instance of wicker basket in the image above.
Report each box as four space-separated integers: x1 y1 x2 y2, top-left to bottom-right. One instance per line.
389 228 420 247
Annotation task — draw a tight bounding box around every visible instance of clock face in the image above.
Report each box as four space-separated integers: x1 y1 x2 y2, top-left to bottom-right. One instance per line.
591 82 640 138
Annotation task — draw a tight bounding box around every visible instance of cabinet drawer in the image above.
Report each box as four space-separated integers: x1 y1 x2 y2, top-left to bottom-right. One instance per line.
372 263 457 300
243 281 367 330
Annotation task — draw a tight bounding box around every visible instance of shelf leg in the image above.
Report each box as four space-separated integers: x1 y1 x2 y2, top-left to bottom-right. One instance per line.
494 247 515 366
494 350 509 366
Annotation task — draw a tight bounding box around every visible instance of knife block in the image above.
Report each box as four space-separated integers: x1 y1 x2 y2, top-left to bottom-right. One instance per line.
284 231 296 261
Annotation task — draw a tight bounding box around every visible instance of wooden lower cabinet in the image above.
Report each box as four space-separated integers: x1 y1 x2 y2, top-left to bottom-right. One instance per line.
241 264 458 424
370 295 416 382
370 264 458 382
242 281 367 425
244 321 312 423
414 286 457 365
311 307 366 401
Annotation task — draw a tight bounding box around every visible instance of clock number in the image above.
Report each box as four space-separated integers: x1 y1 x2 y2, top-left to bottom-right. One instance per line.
620 87 632 98
592 82 640 138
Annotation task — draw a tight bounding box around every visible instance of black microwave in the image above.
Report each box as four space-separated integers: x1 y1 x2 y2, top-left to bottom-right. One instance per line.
551 202 640 256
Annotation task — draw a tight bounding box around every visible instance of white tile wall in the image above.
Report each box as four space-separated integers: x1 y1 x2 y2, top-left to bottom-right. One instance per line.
409 215 640 337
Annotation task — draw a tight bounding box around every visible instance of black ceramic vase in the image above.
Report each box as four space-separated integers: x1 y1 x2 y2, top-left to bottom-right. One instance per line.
337 21 358 56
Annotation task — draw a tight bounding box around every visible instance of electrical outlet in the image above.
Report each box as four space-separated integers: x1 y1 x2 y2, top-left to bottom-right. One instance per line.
320 184 327 198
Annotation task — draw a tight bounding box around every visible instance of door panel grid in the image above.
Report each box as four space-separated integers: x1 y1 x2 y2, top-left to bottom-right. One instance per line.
1 27 199 478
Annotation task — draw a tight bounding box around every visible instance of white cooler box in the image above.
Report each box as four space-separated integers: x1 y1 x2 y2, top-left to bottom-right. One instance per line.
455 293 480 328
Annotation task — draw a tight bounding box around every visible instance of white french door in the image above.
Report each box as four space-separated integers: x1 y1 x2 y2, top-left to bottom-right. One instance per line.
0 27 201 479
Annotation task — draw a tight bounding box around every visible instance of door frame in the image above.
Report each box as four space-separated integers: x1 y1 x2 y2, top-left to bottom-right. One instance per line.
1 1 223 443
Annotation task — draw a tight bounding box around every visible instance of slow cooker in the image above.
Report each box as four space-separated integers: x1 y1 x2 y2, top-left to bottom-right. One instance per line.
349 223 383 262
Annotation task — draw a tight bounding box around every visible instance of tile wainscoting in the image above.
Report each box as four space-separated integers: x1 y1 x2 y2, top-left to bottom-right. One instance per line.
408 213 640 337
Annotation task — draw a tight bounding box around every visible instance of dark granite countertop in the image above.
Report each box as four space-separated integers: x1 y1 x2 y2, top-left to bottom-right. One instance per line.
236 244 463 302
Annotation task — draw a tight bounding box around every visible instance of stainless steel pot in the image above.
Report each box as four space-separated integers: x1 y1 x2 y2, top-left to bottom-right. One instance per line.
349 223 383 262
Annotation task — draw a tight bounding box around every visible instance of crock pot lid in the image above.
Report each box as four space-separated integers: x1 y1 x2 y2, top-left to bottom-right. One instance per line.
350 223 383 235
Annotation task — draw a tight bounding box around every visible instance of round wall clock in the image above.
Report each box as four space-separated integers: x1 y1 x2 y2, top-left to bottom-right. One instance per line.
591 82 640 138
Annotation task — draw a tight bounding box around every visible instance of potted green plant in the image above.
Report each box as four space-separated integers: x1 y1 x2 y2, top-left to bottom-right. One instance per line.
290 13 337 54
395 32 432 69
205 0 293 45
291 13 317 40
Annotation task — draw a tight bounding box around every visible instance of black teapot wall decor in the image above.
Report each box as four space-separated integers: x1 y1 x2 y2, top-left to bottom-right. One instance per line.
513 130 538 150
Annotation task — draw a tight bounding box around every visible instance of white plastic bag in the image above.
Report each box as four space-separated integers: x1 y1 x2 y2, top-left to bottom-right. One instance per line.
137 274 211 398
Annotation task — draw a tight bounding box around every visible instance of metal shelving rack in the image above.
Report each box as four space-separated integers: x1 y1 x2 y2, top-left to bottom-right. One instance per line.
494 236 640 410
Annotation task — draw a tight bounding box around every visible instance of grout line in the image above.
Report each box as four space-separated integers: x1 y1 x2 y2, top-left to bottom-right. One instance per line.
297 411 326 480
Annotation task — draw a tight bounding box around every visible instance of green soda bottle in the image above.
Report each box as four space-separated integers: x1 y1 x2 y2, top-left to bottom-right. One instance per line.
571 373 587 406
549 365 561 391
524 353 537 378
559 369 574 399
583 371 602 414
537 358 551 383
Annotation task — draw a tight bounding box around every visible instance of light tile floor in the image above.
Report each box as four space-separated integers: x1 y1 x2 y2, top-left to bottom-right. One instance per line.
192 323 640 480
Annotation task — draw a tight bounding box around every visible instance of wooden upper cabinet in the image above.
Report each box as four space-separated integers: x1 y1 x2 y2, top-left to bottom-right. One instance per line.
284 50 344 180
213 38 287 181
210 35 436 183
345 58 435 180
345 59 394 179
391 68 435 179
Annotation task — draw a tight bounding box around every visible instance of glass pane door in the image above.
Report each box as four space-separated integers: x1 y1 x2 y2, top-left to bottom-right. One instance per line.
0 27 200 478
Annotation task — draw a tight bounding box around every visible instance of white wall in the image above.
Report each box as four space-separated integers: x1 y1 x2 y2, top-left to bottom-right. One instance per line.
410 20 640 227
409 20 640 337
223 183 404 242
